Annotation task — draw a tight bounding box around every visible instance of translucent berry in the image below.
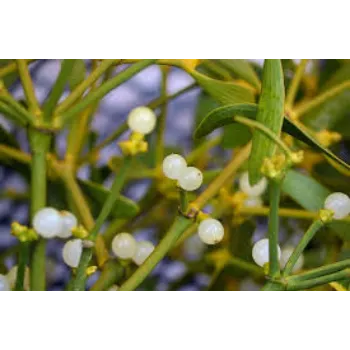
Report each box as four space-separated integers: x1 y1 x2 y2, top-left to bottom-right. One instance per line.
111 233 137 259
198 218 224 245
7 265 30 290
324 192 350 219
178 166 203 191
239 171 267 197
252 238 281 267
243 196 263 208
57 211 77 239
132 241 155 265
162 154 187 180
127 106 156 135
280 246 304 272
0 274 10 291
62 239 83 268
33 207 63 239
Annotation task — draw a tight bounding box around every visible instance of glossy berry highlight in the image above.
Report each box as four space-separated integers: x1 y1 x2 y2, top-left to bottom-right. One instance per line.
111 233 137 259
33 207 64 239
127 106 157 135
252 238 281 267
198 218 224 245
324 192 350 220
162 154 187 180
178 166 203 191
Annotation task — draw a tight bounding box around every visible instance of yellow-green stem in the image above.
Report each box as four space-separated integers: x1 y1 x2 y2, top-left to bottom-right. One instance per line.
16 59 41 116
119 216 192 291
28 129 51 291
56 59 118 115
283 219 324 276
267 180 281 278
285 59 308 109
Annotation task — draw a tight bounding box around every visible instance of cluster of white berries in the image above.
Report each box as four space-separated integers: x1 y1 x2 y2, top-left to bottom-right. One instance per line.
239 171 267 207
32 207 84 269
252 239 304 272
127 106 157 135
111 233 155 266
324 192 350 220
33 207 78 239
162 154 203 191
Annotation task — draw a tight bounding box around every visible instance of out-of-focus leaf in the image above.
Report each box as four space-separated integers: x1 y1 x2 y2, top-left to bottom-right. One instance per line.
194 103 350 172
69 59 86 90
282 169 350 240
303 63 350 131
229 220 256 260
318 59 342 87
217 59 261 90
0 124 18 148
190 70 255 105
222 123 252 149
0 60 18 88
249 59 285 184
197 60 232 81
194 92 219 130
78 179 139 219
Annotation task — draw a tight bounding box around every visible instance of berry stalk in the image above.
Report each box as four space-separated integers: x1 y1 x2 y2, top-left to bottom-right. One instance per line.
283 219 324 277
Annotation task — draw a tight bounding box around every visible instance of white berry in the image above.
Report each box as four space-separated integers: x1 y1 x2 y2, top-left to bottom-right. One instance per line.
244 196 263 208
111 233 137 259
178 167 203 191
132 241 155 265
252 238 281 267
33 207 64 239
62 239 83 268
0 274 10 291
280 246 304 272
239 171 267 197
57 211 78 238
162 154 187 180
198 218 224 245
127 106 156 135
324 192 350 219
7 265 30 290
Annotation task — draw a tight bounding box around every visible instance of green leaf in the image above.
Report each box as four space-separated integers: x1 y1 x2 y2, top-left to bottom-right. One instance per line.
190 70 255 105
194 103 257 139
194 103 350 173
222 123 252 149
217 59 261 90
303 62 350 131
78 179 139 219
69 59 86 90
282 169 350 240
249 59 285 184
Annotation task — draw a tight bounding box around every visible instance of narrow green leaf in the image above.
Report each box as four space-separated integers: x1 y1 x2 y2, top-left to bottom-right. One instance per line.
194 103 257 139
249 59 285 184
194 101 350 173
190 70 255 105
69 60 87 90
217 59 261 90
303 63 350 130
282 170 350 240
78 179 139 219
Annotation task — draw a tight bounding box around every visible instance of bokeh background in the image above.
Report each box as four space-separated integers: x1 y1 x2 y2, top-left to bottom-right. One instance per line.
0 58 308 293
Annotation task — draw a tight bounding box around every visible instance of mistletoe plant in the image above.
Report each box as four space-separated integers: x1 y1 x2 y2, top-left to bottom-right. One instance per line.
1 59 350 291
